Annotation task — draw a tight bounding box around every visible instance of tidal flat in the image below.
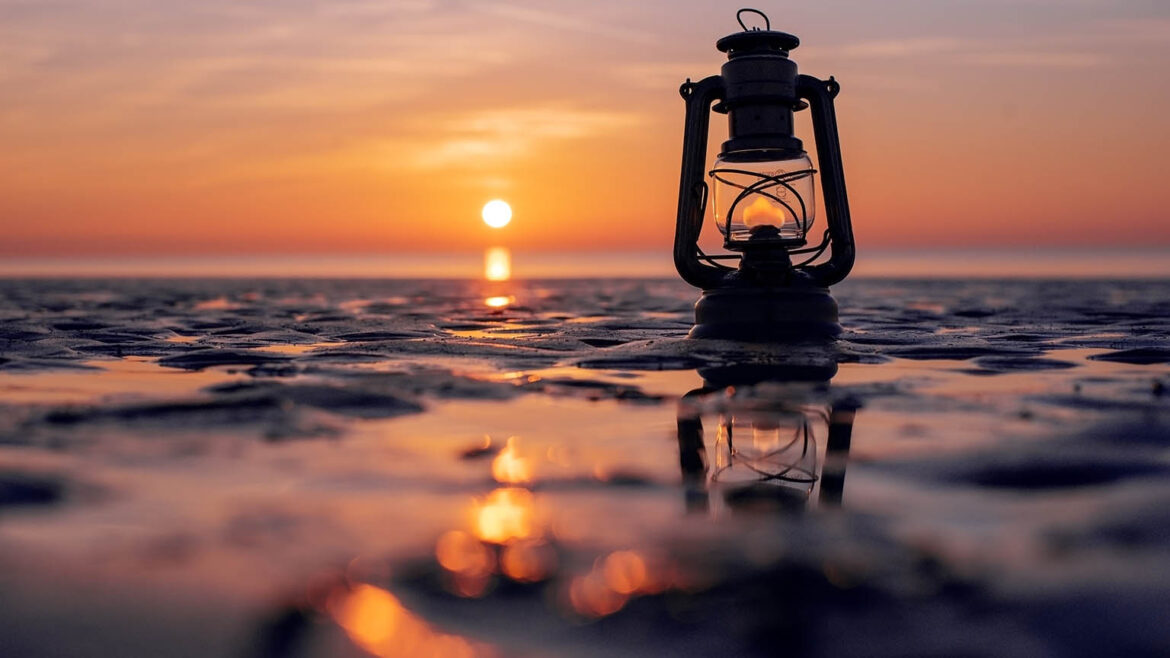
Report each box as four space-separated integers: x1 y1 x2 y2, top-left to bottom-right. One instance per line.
1 277 1168 657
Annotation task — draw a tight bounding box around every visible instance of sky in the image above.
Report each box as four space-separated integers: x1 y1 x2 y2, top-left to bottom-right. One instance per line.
1 0 1168 258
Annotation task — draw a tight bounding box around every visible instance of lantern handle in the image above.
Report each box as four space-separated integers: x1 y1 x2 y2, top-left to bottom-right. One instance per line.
797 74 855 287
736 8 770 31
675 75 731 290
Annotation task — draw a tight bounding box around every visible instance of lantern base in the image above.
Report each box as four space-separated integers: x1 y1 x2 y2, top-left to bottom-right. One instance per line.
688 285 840 341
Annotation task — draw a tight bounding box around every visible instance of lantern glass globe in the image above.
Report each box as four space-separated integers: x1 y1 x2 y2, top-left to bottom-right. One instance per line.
710 151 816 248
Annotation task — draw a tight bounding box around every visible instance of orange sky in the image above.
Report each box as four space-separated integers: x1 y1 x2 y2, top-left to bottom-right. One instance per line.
1 0 1168 257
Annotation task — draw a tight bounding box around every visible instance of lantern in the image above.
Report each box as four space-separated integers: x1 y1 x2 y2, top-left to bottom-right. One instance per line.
674 9 855 340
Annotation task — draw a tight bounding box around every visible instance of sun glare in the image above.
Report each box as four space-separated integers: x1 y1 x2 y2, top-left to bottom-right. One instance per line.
482 200 512 228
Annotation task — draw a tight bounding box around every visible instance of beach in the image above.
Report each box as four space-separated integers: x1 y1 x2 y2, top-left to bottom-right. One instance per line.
1 277 1169 657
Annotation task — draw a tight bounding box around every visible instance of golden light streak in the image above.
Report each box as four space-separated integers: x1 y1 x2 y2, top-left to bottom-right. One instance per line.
484 247 511 281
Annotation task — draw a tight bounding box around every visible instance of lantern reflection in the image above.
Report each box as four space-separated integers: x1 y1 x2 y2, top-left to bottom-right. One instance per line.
712 409 822 507
677 363 856 514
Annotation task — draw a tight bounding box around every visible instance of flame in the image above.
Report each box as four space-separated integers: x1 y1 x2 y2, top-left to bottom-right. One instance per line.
491 436 531 484
741 196 785 229
752 425 784 452
472 487 536 544
484 247 511 281
329 583 477 658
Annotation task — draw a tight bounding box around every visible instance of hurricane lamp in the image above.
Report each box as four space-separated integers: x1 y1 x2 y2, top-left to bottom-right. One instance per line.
674 8 855 340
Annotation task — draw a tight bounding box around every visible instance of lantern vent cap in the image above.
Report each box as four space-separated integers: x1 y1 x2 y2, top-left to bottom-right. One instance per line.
717 8 799 56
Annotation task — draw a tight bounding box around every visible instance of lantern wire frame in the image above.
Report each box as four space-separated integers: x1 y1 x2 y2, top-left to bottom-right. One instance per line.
710 409 823 486
695 166 832 271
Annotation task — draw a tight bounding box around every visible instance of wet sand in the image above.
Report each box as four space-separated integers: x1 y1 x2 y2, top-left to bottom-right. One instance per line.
1 277 1168 657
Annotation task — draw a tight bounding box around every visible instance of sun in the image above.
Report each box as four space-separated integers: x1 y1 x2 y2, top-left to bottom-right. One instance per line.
482 200 512 228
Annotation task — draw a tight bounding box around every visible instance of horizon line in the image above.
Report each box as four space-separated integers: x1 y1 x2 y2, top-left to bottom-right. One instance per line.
2 247 1170 279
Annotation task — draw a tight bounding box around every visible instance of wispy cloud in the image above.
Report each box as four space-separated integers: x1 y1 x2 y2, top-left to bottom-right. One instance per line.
964 51 1108 68
824 34 1110 70
1094 18 1170 43
834 37 966 59
409 106 643 170
478 3 654 44
614 61 714 91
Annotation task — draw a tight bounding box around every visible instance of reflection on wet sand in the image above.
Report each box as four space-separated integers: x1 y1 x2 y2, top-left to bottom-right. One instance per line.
567 548 671 619
435 529 496 597
425 435 678 621
678 363 857 514
329 582 479 658
8 278 1170 658
434 438 549 598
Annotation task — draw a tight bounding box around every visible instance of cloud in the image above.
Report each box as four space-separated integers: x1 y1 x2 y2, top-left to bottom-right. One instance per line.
1094 18 1170 43
833 37 967 59
477 3 654 44
408 106 643 170
614 61 715 91
824 34 1112 70
964 51 1108 68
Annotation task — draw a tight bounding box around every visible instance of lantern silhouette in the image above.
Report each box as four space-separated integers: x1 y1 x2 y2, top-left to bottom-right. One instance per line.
674 9 855 340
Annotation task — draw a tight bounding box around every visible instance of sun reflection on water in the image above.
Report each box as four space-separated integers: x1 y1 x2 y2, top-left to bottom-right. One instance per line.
484 247 511 281
435 530 495 597
500 539 556 583
491 436 531 484
484 295 513 309
601 550 648 595
426 431 680 622
472 487 538 544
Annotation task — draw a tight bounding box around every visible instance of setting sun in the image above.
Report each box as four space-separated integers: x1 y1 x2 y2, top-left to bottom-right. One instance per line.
482 200 513 229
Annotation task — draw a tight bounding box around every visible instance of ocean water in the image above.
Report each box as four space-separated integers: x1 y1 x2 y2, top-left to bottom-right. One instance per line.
0 277 1168 657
